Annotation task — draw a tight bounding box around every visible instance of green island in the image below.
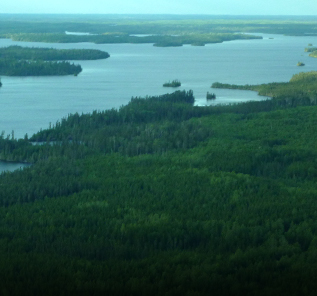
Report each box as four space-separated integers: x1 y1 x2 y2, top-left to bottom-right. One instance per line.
163 79 181 87
6 32 262 47
297 61 305 66
305 47 317 52
0 46 110 76
0 59 82 76
304 46 317 58
309 51 317 58
206 91 216 100
0 45 110 60
1 70 317 294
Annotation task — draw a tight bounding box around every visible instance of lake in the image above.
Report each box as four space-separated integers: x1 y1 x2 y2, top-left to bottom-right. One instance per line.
0 33 317 172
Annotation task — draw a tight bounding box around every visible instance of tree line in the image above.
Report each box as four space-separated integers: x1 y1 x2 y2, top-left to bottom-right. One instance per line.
1 78 317 295
0 46 110 76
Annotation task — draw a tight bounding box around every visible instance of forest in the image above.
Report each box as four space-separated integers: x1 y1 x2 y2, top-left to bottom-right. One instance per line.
0 59 82 76
0 46 110 76
0 14 317 48
212 71 317 104
1 14 317 295
1 15 317 47
0 46 110 60
1 14 317 36
1 70 317 295
5 32 261 47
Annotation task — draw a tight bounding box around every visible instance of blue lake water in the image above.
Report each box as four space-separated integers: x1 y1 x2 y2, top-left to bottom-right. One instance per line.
0 33 317 172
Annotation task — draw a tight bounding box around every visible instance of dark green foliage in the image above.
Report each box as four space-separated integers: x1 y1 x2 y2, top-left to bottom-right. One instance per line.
206 92 216 100
7 32 262 47
0 59 82 76
2 66 317 294
0 45 110 60
163 79 181 87
212 71 317 105
1 14 317 37
0 46 109 76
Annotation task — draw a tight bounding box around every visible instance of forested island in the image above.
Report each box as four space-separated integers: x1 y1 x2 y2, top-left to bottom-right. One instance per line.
1 71 317 295
0 59 82 76
0 46 110 76
309 51 317 58
304 46 317 58
0 46 110 60
163 79 181 87
206 91 216 100
5 32 262 47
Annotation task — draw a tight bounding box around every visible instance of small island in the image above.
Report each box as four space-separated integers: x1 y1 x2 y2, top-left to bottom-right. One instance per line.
163 80 181 87
309 51 317 58
206 92 216 100
297 62 305 66
305 47 317 52
0 78 2 87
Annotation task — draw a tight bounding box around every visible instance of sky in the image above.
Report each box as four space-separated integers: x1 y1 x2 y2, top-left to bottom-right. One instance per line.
2 0 317 15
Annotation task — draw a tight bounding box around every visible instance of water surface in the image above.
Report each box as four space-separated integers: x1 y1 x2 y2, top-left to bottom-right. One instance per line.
0 33 316 140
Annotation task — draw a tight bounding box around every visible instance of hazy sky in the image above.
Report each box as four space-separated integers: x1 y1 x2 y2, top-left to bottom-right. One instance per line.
2 0 317 15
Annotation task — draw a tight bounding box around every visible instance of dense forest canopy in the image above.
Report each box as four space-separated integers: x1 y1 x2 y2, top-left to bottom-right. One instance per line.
0 45 110 60
1 71 317 294
4 32 262 47
212 71 317 104
1 14 317 35
1 14 317 46
2 15 317 295
0 46 110 76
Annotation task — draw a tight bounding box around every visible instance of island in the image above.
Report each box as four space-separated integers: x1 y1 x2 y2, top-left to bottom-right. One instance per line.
297 62 305 66
305 47 317 52
0 46 110 76
163 79 181 87
7 32 262 48
309 51 317 58
206 92 216 100
304 46 317 58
